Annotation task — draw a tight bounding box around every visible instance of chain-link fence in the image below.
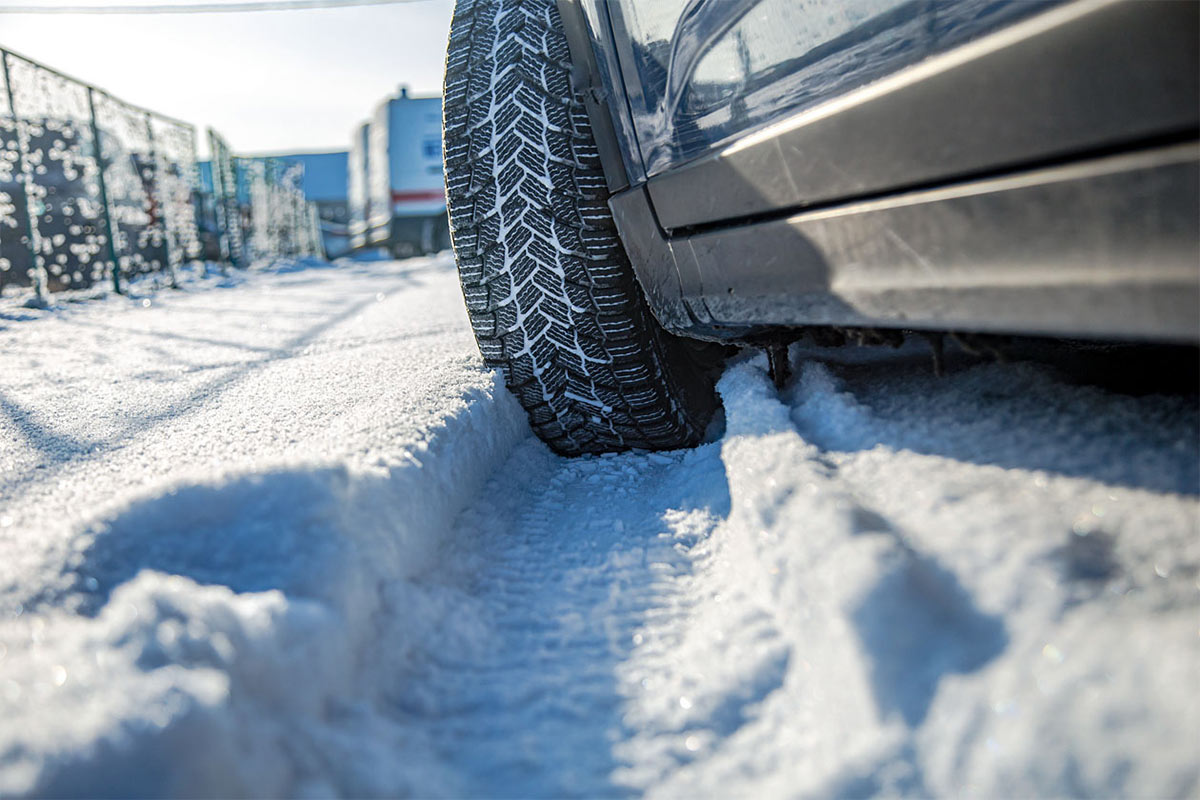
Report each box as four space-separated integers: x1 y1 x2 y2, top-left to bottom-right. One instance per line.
0 48 199 301
202 130 323 268
1 47 324 303
206 129 242 266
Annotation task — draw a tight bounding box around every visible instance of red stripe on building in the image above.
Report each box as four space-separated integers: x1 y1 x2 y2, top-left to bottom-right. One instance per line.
391 189 446 204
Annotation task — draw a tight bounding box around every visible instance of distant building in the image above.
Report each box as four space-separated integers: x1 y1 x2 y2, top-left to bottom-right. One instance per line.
355 87 448 257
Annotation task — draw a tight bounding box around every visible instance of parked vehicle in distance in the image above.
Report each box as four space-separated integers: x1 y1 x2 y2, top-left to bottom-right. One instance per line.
443 0 1200 456
349 87 449 258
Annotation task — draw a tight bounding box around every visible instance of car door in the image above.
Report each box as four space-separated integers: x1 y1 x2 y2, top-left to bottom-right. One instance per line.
601 0 1198 231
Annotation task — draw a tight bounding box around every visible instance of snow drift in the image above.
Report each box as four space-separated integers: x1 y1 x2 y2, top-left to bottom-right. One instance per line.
0 376 527 797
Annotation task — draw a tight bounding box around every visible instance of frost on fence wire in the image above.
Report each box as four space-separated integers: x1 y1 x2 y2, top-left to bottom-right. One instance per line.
91 95 200 284
0 75 28 290
92 92 164 280
242 157 270 263
0 52 106 295
150 116 200 273
208 129 323 265
273 160 317 258
208 129 242 265
237 154 322 264
0 49 200 297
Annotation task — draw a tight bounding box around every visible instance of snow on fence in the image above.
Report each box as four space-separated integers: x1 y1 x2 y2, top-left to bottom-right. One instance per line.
206 135 323 267
207 129 243 266
202 129 323 268
0 47 323 304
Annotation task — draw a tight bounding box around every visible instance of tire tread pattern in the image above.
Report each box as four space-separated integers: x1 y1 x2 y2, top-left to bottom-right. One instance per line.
443 0 714 455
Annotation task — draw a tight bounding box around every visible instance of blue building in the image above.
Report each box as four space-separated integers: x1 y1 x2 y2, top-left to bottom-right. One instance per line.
252 151 350 258
198 150 351 258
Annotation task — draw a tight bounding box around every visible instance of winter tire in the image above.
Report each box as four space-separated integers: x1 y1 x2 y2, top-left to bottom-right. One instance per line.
443 0 720 456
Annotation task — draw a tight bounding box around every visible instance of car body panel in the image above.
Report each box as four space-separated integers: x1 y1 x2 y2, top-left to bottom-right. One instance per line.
645 0 1200 230
600 0 1064 179
561 0 1200 344
612 143 1199 343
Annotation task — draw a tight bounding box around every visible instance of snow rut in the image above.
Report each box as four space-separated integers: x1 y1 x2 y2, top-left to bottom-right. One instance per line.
387 352 1196 798
397 438 729 797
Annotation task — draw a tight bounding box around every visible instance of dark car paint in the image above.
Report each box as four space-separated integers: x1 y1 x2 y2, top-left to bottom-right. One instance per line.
559 0 1200 345
589 0 1064 180
644 0 1200 231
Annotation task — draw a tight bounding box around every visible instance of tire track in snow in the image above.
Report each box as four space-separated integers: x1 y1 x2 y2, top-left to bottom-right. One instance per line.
0 258 541 797
375 356 995 797
392 438 731 797
0 258 469 615
773 350 1199 798
400 351 1196 799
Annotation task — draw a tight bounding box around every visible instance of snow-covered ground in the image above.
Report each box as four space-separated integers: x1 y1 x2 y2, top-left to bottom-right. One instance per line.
0 256 1196 797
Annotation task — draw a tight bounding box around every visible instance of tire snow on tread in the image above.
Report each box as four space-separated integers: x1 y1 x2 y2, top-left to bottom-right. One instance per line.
443 0 717 455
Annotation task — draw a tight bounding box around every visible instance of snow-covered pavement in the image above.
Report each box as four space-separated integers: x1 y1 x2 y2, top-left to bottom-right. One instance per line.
0 257 1196 797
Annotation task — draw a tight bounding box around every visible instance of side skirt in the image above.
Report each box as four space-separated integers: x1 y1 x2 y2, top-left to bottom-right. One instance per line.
611 142 1200 344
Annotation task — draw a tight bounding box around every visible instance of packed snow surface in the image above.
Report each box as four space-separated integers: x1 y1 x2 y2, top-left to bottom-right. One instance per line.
0 256 1196 797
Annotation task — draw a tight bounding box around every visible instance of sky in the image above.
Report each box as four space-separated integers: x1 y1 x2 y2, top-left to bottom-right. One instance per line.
0 0 455 157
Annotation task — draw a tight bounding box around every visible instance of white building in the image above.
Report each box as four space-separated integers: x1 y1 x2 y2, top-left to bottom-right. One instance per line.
360 87 448 256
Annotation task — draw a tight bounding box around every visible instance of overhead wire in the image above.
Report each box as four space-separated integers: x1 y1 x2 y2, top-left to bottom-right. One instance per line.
0 0 433 13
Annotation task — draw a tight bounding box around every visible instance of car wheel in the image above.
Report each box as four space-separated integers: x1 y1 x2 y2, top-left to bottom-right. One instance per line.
443 0 720 455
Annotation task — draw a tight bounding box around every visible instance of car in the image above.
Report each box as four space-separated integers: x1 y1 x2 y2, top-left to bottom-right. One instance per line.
442 0 1199 456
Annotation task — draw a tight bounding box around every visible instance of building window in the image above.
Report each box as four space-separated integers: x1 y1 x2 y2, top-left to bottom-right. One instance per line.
422 138 441 159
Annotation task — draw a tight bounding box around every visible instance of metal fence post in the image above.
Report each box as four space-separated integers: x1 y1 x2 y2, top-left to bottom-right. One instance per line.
86 88 123 295
181 125 200 268
229 147 244 266
294 189 305 256
206 132 231 273
142 112 177 288
212 139 245 268
263 158 274 258
232 153 245 263
2 51 49 307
